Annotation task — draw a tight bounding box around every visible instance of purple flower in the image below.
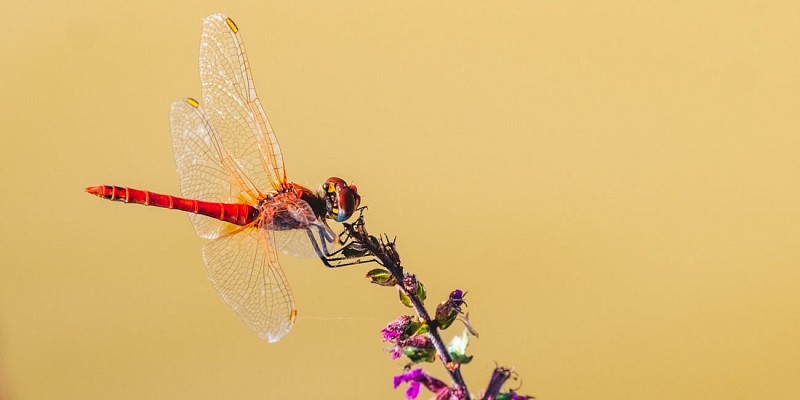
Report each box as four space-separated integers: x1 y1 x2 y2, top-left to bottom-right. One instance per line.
393 369 425 399
383 315 435 362
485 367 535 400
382 315 412 342
393 368 451 399
448 289 466 306
391 346 403 360
448 387 467 400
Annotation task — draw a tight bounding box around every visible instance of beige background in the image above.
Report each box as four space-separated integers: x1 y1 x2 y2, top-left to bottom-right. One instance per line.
1 1 798 399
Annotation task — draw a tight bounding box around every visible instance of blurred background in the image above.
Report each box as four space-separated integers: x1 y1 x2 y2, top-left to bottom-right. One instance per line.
1 1 798 399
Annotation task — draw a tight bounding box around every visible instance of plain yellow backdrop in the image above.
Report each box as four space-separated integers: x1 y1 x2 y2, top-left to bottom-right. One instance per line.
1 1 798 399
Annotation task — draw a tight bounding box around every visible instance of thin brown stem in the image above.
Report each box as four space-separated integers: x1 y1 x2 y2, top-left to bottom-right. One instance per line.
341 220 470 396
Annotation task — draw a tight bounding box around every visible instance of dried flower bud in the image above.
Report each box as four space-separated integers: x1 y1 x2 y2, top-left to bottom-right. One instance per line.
403 273 418 292
434 289 467 330
382 236 401 266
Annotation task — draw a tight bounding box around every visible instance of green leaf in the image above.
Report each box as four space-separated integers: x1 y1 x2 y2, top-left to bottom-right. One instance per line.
416 281 427 302
398 289 413 308
410 321 429 336
402 346 436 363
450 352 473 364
366 268 396 286
437 310 458 330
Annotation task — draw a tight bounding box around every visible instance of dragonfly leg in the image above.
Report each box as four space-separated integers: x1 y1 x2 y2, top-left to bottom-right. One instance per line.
305 224 334 258
320 251 381 268
304 207 379 268
305 226 380 268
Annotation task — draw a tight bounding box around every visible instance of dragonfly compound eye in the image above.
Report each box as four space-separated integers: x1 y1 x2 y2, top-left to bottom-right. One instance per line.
323 177 361 222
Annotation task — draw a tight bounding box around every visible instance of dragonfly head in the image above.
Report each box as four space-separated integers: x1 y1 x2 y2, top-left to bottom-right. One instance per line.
321 177 361 222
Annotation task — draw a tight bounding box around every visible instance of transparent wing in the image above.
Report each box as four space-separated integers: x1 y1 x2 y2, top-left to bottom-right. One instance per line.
271 227 340 259
170 98 257 239
199 14 285 192
203 225 296 343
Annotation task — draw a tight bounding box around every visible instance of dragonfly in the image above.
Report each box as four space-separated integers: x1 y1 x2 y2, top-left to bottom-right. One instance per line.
86 14 361 342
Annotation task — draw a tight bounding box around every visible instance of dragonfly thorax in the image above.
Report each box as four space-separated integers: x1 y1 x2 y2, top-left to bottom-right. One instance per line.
261 178 360 224
256 189 319 231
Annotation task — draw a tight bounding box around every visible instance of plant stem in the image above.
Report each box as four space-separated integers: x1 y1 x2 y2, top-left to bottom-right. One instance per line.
342 219 470 396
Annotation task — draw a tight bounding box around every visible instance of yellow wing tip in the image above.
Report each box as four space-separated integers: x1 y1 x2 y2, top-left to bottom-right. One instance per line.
290 309 298 324
186 98 199 108
225 17 239 33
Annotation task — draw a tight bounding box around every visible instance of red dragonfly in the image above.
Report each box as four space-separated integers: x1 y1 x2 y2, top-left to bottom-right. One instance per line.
86 14 360 342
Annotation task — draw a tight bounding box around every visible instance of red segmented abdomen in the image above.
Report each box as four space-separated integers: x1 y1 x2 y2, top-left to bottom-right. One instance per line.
85 185 259 226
